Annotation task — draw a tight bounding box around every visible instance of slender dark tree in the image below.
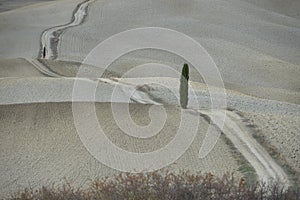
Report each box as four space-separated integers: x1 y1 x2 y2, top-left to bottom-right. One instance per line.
43 46 46 59
180 63 189 108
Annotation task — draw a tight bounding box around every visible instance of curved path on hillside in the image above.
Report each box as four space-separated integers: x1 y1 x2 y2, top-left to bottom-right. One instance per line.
201 110 291 186
40 0 94 59
25 58 61 77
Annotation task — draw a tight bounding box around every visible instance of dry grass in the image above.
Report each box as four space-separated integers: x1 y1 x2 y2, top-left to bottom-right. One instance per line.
9 171 300 200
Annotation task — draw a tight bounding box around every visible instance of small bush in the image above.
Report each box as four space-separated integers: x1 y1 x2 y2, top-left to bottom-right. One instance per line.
10 171 300 200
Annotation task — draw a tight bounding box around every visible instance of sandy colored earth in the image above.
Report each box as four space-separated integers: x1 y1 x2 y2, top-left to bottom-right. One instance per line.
0 0 299 198
0 1 56 13
59 0 300 87
0 58 43 78
0 102 241 198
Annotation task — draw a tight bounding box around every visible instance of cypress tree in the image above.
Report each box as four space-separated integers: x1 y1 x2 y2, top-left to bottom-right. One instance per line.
43 46 46 59
180 63 189 108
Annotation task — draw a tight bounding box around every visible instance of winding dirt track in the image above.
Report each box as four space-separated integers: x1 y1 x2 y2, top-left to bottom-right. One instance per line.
202 110 291 187
40 0 94 59
25 58 61 77
32 0 292 189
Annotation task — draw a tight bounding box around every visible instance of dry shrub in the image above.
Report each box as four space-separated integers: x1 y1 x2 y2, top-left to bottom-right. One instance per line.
10 171 300 200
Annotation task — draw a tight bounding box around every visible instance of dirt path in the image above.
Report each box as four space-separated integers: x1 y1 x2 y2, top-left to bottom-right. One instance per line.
40 0 94 59
25 58 61 77
201 109 291 187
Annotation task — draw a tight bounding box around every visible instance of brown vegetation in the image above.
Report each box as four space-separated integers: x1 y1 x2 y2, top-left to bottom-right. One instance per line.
10 171 300 200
